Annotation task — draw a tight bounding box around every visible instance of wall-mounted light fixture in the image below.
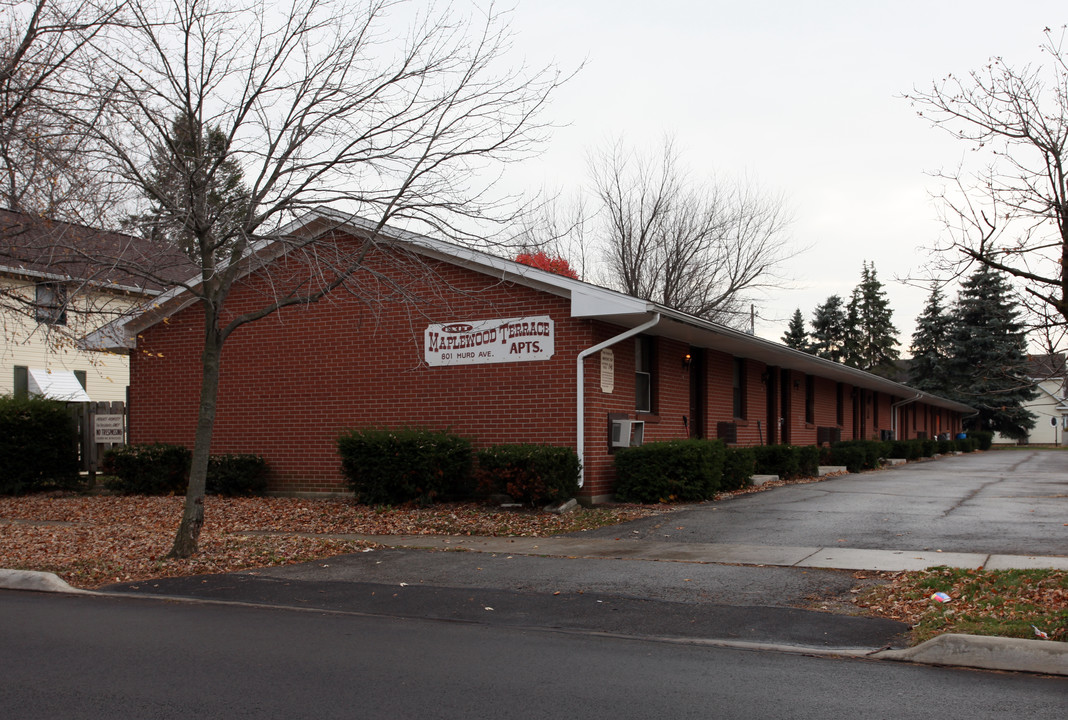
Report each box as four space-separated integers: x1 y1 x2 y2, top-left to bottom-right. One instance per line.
682 353 692 370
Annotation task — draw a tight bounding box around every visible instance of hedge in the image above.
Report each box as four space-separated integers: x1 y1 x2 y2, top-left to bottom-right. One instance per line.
721 446 756 492
613 439 725 503
102 445 269 496
338 427 473 505
476 444 580 507
0 395 80 495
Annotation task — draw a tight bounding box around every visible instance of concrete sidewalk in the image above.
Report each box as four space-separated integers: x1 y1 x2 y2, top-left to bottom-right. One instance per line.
264 531 1068 573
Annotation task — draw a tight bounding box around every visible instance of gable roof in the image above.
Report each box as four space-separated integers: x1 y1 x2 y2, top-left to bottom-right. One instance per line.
94 207 975 413
0 209 193 294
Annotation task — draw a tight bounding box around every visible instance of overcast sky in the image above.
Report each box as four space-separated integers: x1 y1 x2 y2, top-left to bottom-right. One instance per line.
498 0 1065 351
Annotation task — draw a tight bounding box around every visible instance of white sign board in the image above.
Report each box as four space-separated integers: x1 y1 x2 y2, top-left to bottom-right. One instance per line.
93 414 125 444
600 348 615 393
425 316 554 366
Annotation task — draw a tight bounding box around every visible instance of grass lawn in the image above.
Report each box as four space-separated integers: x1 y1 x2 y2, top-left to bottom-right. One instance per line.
858 566 1067 643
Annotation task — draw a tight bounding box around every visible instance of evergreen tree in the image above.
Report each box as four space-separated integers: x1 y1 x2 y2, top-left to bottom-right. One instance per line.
845 262 899 376
908 283 953 394
946 266 1037 439
782 308 809 350
126 112 251 266
809 294 848 362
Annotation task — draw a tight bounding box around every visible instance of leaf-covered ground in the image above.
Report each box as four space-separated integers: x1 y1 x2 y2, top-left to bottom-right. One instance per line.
857 567 1068 643
0 495 663 589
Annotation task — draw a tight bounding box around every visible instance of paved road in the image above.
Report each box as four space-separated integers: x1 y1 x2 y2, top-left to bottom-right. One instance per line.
576 450 1068 556
3 591 1065 719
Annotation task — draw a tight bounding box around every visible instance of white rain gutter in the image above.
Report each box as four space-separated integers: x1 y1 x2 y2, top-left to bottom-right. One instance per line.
890 393 922 440
576 312 661 487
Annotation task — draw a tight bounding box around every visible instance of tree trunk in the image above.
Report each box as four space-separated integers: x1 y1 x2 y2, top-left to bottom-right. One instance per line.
169 322 224 558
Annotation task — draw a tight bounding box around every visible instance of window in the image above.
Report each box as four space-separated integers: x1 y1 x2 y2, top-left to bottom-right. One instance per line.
732 358 746 419
635 336 653 412
805 375 815 424
836 383 844 426
872 391 880 427
35 283 67 325
13 366 28 399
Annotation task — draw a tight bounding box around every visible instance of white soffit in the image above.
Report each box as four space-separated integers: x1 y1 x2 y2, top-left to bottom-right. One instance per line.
28 368 91 402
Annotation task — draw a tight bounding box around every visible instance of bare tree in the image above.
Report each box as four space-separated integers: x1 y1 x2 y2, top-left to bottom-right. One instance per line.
68 0 566 557
589 138 794 327
0 0 122 222
906 26 1068 332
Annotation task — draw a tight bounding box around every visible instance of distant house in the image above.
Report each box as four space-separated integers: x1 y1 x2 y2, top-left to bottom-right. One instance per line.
996 354 1068 446
94 209 974 501
0 210 186 403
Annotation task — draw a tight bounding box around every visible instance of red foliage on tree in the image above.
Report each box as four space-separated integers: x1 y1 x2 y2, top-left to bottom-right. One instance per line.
514 250 579 279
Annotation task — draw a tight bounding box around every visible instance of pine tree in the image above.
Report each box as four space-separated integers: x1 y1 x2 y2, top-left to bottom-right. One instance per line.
782 308 809 350
810 294 848 362
845 262 900 376
126 112 251 264
908 283 953 394
946 266 1037 439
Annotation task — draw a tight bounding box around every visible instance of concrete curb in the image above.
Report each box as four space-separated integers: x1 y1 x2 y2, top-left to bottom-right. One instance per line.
872 633 1068 676
0 569 92 594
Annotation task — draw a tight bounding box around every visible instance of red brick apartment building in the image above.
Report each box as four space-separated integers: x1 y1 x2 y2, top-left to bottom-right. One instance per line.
99 209 972 502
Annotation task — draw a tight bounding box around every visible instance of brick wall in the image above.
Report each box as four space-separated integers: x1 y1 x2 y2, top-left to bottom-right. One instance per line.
131 243 593 494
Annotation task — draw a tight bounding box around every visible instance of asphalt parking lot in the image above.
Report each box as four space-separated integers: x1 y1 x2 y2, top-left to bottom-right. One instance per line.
575 449 1068 557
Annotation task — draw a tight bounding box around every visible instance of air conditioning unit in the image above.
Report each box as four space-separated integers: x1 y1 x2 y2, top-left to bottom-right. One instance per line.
717 422 738 444
610 419 645 448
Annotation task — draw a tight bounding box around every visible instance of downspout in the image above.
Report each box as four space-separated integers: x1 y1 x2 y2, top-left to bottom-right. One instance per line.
890 393 922 440
576 312 661 487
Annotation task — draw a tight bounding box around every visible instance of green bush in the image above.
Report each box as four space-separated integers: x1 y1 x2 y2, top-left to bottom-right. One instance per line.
937 438 955 455
102 443 191 495
752 444 800 480
613 439 725 503
955 437 977 453
921 438 938 457
828 444 867 473
888 439 922 461
476 444 580 507
337 427 473 505
721 446 756 491
796 445 820 478
206 454 269 497
0 395 80 495
969 430 994 451
831 440 886 470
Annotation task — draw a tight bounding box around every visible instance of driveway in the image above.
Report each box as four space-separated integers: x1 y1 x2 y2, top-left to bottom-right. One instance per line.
576 449 1068 557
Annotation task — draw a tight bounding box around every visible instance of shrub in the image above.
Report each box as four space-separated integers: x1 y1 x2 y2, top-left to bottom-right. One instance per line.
921 438 938 457
796 445 820 478
0 395 80 495
337 427 473 505
829 440 886 471
937 438 955 455
102 443 191 495
828 444 867 473
613 439 725 503
888 440 921 461
476 444 580 507
721 446 756 492
969 430 994 451
752 444 800 480
206 454 269 496
955 437 977 453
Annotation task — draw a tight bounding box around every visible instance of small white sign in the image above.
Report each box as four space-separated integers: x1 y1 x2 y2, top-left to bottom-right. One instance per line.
600 348 615 393
94 414 125 444
425 316 554 366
